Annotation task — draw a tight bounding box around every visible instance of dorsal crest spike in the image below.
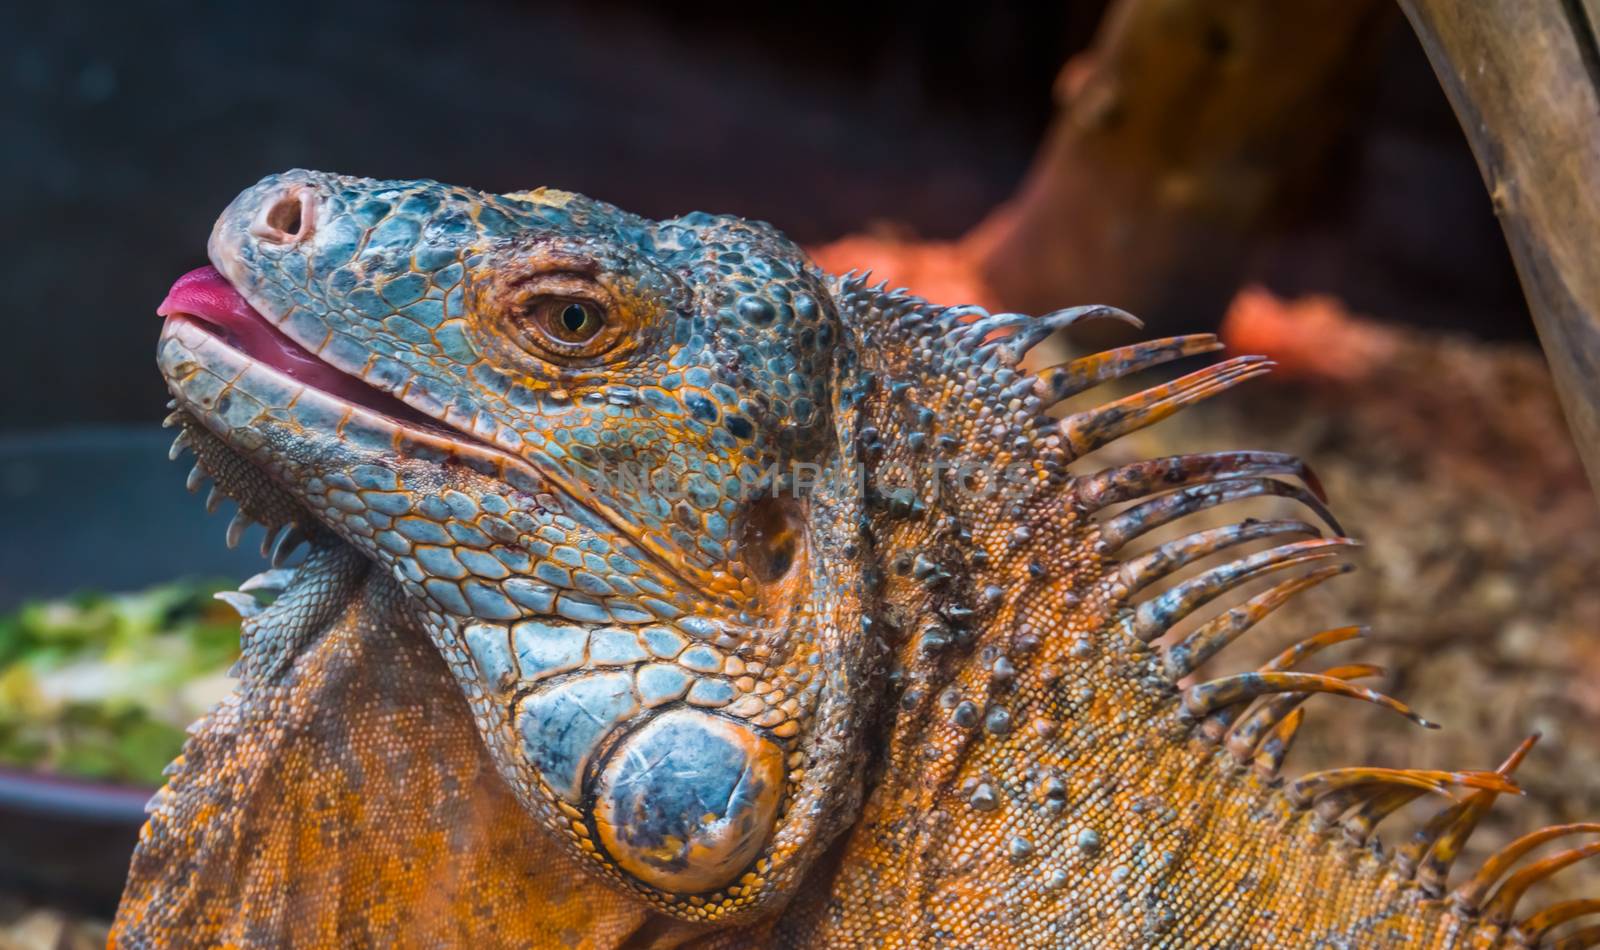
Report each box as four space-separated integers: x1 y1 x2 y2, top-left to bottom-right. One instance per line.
1193 626 1368 744
1452 823 1600 911
985 304 1141 366
1056 355 1275 459
1124 537 1358 643
1410 732 1544 892
1033 333 1222 404
1342 785 1429 845
1098 476 1343 552
1118 518 1321 596
1162 564 1347 680
1500 731 1542 771
1252 706 1305 777
1482 841 1600 924
1284 768 1520 812
1181 671 1437 729
1224 663 1380 764
1515 899 1600 945
1397 798 1474 882
1076 451 1329 513
1263 625 1367 672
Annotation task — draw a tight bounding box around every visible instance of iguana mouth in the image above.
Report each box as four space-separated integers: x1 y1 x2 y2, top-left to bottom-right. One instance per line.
156 263 515 567
159 266 453 438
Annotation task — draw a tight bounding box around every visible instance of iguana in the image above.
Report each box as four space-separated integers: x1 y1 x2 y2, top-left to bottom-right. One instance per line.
113 169 1600 948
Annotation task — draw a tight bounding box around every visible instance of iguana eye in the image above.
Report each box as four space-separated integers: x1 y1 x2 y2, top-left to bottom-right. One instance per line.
517 295 620 359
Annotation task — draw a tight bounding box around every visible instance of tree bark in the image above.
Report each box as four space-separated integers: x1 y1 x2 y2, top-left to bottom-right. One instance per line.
1397 0 1600 498
968 0 1393 330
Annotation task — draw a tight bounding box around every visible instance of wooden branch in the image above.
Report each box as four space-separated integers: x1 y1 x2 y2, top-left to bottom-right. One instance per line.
1398 0 1600 498
968 0 1392 331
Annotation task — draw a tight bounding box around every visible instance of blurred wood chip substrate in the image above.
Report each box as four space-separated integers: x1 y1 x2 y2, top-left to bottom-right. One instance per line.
0 897 106 950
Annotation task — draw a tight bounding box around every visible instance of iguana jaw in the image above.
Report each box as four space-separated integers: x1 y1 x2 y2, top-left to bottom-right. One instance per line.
160 266 451 435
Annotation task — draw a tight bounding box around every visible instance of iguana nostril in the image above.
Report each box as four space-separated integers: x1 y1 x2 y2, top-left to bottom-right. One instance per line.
250 188 315 244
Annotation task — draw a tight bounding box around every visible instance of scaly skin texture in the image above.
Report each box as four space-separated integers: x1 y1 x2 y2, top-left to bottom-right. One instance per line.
114 170 1598 948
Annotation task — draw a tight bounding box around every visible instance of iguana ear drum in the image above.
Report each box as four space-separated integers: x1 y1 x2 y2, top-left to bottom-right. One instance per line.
591 708 784 894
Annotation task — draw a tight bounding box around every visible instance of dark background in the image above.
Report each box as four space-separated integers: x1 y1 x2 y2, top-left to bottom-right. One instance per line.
1 1 1527 431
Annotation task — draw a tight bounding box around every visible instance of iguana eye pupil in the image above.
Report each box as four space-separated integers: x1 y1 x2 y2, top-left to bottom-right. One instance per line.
561 303 591 334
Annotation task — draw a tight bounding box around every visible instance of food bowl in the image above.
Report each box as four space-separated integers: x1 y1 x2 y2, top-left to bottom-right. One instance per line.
0 427 263 912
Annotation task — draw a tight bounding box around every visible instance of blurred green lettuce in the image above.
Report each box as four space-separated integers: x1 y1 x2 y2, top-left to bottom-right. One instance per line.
0 579 240 786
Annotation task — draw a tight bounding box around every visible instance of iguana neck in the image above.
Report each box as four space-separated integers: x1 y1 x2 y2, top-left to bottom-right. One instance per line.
111 544 704 948
775 510 1473 945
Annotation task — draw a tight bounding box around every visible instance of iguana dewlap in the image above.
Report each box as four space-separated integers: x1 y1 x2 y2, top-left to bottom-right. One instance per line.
112 170 1600 948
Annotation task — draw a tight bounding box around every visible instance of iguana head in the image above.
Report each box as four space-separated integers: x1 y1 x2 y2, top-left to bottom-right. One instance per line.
158 169 876 920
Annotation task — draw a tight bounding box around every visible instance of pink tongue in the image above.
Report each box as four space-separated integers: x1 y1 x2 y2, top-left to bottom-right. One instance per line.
158 265 378 405
158 266 259 327
159 266 337 381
